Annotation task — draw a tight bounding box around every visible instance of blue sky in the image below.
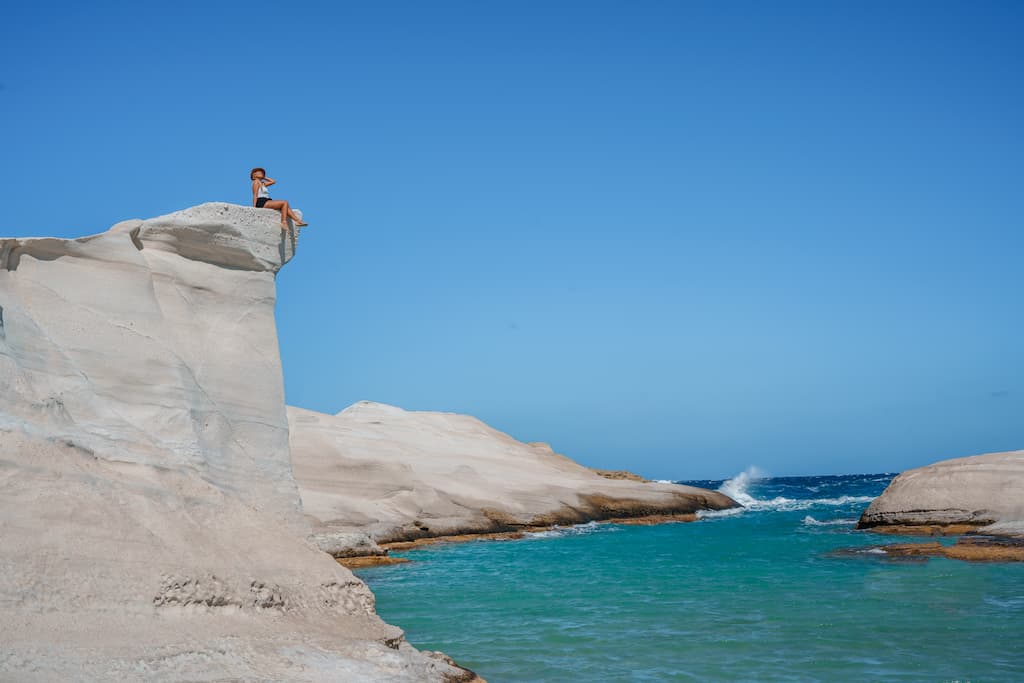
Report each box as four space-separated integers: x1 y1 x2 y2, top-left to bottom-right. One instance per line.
3 1 1022 479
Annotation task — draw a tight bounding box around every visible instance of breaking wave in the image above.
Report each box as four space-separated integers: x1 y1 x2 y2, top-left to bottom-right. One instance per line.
527 521 618 540
696 467 877 518
696 507 746 519
716 466 768 506
802 515 858 527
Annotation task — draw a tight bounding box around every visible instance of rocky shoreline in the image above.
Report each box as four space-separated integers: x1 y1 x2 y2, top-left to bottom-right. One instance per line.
337 512 704 569
855 449 1024 563
0 205 486 680
289 401 737 563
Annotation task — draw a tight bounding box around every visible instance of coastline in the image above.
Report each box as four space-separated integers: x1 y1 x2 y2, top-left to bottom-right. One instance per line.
291 402 739 564
352 473 1024 682
337 512 702 569
856 450 1024 563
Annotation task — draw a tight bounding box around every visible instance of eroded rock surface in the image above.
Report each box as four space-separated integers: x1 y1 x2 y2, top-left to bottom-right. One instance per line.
857 450 1024 537
0 205 473 681
289 401 738 555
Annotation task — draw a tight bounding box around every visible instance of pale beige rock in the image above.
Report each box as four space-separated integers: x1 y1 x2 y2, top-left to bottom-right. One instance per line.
289 401 738 553
0 204 472 681
858 450 1024 537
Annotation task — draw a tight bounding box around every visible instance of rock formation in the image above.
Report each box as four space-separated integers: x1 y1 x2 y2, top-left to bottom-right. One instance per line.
857 449 1024 538
0 204 476 681
289 401 738 557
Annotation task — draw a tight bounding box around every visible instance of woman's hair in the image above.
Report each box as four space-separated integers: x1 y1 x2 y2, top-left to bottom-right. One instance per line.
250 167 265 180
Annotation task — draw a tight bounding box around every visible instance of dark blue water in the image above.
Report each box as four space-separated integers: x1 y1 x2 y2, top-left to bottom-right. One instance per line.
359 472 1024 682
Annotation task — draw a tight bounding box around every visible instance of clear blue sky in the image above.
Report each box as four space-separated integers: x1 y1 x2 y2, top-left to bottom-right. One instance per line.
3 1 1022 479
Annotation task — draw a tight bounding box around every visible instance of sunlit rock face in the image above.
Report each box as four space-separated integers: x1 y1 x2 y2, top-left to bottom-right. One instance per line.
0 203 303 522
858 450 1024 536
289 400 739 555
0 205 472 682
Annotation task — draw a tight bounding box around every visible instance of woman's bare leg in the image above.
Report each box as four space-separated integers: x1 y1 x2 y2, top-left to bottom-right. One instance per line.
281 201 308 226
261 200 289 227
287 205 307 226
260 200 306 228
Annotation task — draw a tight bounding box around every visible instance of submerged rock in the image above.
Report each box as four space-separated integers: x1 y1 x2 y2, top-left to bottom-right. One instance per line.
872 537 1024 563
0 205 474 681
289 401 738 555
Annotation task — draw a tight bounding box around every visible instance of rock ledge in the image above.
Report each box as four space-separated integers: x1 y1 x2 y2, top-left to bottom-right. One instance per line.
857 450 1024 540
289 401 738 557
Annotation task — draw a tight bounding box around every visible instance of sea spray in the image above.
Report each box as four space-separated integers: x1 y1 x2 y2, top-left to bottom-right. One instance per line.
716 465 768 506
698 468 877 517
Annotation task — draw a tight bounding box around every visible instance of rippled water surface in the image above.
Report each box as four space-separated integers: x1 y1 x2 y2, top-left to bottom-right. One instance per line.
358 473 1024 682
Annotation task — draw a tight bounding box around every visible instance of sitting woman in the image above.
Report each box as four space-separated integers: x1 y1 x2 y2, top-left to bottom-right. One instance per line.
251 167 308 228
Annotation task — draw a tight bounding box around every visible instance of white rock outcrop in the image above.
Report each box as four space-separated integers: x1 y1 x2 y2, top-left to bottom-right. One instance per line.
0 205 475 681
857 450 1024 536
289 401 738 554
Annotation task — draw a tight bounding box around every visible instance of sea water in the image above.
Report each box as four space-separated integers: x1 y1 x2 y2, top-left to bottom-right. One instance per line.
357 473 1024 682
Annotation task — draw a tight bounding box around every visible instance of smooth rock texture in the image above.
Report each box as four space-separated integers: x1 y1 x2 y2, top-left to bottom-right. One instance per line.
289 401 738 554
858 450 1024 536
0 205 474 681
0 203 303 524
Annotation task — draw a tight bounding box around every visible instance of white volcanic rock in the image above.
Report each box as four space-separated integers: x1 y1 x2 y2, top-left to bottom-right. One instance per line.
289 401 738 553
0 204 474 682
0 203 303 525
858 450 1024 535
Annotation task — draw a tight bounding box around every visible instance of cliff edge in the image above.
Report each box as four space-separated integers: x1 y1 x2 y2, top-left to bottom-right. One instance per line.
0 205 475 681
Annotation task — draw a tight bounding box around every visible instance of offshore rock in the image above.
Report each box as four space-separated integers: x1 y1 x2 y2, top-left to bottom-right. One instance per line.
857 450 1024 537
0 204 472 681
289 401 738 554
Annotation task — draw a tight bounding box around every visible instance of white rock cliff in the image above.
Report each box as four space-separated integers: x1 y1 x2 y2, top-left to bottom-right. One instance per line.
0 204 475 682
289 401 738 556
858 449 1024 537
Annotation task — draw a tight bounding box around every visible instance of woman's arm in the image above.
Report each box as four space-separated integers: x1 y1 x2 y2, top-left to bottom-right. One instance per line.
262 177 277 187
252 180 261 207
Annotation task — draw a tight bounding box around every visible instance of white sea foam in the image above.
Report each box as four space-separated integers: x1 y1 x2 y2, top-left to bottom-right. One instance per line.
716 466 768 506
707 467 876 515
696 507 746 519
527 521 615 540
802 515 858 527
742 493 875 512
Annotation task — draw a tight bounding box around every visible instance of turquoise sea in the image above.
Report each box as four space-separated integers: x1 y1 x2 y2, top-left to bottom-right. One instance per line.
358 473 1024 682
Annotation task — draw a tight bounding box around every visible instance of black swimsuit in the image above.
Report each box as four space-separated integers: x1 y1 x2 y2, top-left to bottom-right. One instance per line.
256 197 271 208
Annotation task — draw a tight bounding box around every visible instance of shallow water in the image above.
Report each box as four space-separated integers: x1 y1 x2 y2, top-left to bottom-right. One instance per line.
358 473 1024 682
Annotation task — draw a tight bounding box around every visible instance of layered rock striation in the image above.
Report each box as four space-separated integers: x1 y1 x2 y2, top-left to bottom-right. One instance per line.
857 450 1024 538
289 401 738 557
0 205 476 681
